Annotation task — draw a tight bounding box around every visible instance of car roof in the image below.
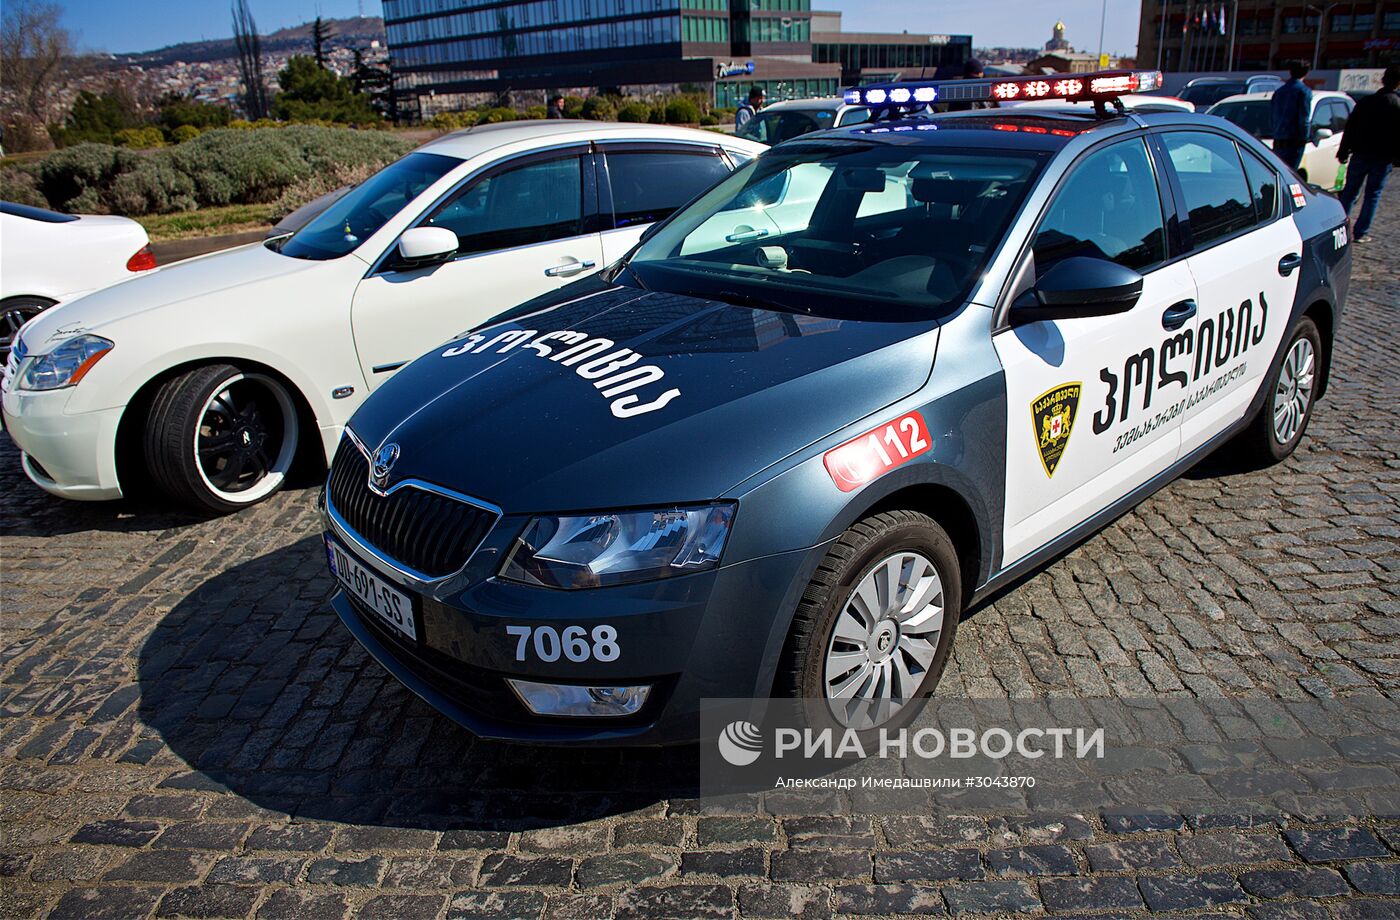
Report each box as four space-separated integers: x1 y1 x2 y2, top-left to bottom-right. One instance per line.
1212 90 1351 104
1014 93 1193 113
416 120 761 159
810 109 1132 152
754 97 852 113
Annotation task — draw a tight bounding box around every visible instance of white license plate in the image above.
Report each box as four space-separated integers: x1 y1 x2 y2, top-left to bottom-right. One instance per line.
326 536 417 641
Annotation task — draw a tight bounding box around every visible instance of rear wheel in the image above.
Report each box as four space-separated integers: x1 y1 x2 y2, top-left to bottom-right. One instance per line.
1 296 56 365
777 510 962 732
144 364 300 514
1236 317 1322 465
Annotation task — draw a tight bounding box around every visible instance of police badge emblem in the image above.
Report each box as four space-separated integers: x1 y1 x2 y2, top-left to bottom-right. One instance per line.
1031 383 1081 477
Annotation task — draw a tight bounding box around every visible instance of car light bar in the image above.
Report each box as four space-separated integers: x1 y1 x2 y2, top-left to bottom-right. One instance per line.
843 70 1164 109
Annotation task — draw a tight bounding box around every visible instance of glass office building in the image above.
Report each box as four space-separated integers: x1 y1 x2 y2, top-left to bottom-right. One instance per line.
382 0 967 109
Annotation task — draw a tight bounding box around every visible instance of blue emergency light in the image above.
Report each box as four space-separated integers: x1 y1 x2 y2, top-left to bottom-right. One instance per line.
843 70 1165 110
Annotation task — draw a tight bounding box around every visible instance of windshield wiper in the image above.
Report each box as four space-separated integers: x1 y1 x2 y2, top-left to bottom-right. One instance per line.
701 288 809 314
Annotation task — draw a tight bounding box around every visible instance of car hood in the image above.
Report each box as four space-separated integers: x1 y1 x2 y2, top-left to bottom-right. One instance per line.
17 241 326 352
347 279 941 513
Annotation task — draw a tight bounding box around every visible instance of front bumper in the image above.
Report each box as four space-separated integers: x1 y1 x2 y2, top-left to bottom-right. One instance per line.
1 387 124 501
328 533 815 746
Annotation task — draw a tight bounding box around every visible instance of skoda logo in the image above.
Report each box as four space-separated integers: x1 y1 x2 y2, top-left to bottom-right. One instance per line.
371 442 401 489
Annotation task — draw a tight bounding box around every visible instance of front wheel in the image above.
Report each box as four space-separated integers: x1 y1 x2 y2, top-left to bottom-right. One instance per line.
1235 317 1322 465
144 364 300 514
776 510 962 733
1 296 56 365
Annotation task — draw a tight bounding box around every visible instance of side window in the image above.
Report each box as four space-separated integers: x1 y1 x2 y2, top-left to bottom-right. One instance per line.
426 155 583 255
1239 146 1279 223
1309 101 1331 131
836 108 871 127
606 150 731 228
1032 138 1166 276
1163 131 1255 248
1329 100 1350 133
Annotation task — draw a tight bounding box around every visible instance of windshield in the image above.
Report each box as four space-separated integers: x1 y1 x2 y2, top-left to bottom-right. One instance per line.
1210 99 1273 138
1181 82 1247 106
278 152 459 260
737 109 836 145
622 141 1043 318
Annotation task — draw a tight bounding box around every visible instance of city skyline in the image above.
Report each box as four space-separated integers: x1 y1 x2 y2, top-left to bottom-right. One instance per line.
59 0 1144 59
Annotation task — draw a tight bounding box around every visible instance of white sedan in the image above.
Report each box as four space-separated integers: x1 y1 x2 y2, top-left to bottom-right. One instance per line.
1207 90 1354 189
0 202 154 362
2 121 765 512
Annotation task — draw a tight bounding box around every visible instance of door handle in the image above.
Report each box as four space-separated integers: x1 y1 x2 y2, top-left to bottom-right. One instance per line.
1162 299 1197 331
543 258 596 278
1277 252 1302 276
725 226 770 243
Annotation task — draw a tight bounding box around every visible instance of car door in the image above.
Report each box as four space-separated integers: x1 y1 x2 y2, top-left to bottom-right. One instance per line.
597 143 736 266
1304 99 1345 188
349 147 603 386
995 136 1199 567
1159 130 1301 457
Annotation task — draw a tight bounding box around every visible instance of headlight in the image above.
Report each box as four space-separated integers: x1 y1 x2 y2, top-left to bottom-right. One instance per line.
501 503 736 589
17 335 114 391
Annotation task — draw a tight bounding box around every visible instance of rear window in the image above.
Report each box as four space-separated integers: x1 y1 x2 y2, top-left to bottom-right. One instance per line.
736 109 836 145
1210 99 1273 138
1183 82 1247 106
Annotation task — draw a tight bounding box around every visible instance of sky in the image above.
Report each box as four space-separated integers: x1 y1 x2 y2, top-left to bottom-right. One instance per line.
60 0 1144 60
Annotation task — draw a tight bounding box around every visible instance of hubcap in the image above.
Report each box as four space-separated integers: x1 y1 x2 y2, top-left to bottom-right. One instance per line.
824 551 945 730
1272 337 1315 445
193 373 297 503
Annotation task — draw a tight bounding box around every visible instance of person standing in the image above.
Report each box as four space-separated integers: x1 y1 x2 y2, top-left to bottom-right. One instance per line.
1271 60 1313 172
735 86 765 130
546 94 566 119
1337 64 1400 244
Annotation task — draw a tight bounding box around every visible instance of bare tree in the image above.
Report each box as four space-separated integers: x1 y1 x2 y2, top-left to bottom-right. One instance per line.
232 0 269 119
0 0 77 125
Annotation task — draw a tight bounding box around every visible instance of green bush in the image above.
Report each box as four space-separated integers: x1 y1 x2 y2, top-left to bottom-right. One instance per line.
37 143 139 212
159 98 232 134
114 126 166 149
171 124 202 143
562 95 586 118
647 104 666 124
27 125 412 216
477 106 517 124
616 101 652 123
272 56 381 124
581 96 616 121
0 165 48 208
700 114 719 126
428 110 480 132
665 98 702 124
524 105 547 120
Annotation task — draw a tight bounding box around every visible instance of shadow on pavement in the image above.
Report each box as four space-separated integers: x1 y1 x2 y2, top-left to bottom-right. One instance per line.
138 535 700 830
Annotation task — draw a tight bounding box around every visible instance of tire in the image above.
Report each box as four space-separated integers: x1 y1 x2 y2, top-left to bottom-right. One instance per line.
1 296 56 365
776 510 962 733
1235 317 1322 466
144 364 300 514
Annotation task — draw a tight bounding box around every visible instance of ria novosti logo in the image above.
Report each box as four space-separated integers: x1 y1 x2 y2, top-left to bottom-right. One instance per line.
717 720 764 766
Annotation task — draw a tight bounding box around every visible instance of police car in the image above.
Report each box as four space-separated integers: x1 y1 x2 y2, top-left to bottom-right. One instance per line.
323 71 1350 743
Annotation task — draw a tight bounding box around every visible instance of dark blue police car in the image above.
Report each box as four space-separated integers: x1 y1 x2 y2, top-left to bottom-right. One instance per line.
322 71 1350 743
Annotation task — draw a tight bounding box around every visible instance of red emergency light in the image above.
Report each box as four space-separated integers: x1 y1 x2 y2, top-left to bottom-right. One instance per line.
844 70 1164 111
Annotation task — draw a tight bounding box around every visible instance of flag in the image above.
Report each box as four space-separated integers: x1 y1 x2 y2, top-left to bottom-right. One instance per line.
1219 3 1227 34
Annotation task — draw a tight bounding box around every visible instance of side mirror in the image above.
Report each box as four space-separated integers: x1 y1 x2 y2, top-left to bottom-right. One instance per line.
394 226 458 269
1010 257 1144 325
1312 127 1333 144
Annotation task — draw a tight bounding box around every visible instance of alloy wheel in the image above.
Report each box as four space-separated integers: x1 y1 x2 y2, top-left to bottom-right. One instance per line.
192 373 298 504
824 551 945 730
1272 337 1315 445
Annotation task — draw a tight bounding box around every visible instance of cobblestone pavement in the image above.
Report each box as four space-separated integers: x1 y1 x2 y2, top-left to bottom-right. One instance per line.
2 189 1398 920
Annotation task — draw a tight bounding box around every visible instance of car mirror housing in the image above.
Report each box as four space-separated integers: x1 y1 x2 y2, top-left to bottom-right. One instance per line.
1010 257 1144 325
396 226 459 268
1312 127 1334 143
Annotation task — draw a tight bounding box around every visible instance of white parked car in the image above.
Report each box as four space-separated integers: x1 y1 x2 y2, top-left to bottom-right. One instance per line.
1207 90 1354 189
735 97 872 145
1 121 765 512
1011 93 1194 114
0 202 154 362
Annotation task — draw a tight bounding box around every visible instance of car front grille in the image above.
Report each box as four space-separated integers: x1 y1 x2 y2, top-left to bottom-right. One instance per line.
327 436 498 579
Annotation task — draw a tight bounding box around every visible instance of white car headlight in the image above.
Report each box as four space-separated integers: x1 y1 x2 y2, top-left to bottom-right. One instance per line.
17 335 114 391
501 504 736 589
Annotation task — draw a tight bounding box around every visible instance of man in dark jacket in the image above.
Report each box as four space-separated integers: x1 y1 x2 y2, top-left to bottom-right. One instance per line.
1271 60 1313 171
1337 63 1400 243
